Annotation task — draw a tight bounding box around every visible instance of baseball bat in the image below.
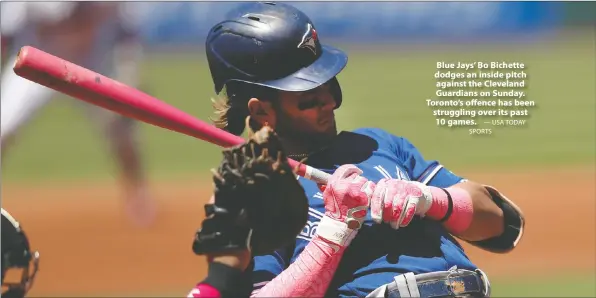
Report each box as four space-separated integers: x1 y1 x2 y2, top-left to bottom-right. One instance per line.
12 46 331 184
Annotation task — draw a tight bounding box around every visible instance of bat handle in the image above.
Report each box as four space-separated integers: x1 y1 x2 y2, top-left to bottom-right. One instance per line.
290 160 331 184
304 165 331 184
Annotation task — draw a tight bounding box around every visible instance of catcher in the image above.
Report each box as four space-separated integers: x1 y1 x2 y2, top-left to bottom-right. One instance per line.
1 208 40 298
191 2 525 297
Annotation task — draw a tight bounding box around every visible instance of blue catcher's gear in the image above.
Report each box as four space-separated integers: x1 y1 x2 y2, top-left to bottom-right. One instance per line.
205 2 346 106
1 208 40 298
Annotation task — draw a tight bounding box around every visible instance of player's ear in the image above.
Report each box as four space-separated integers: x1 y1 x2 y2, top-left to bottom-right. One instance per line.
248 98 276 127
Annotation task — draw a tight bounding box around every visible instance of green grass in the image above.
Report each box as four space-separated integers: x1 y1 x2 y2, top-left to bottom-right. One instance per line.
491 275 596 297
2 31 594 182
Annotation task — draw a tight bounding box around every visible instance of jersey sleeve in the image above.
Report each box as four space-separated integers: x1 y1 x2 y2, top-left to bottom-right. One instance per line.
393 134 466 188
251 246 292 292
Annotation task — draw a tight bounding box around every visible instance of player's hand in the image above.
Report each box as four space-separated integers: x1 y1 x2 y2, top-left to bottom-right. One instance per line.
324 164 374 229
203 195 251 270
370 179 433 229
315 165 374 250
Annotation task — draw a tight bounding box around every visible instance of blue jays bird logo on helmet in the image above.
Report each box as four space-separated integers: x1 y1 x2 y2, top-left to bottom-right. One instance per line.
298 23 318 55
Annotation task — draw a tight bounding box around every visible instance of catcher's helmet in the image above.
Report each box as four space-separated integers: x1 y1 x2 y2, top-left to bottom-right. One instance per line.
205 2 347 103
1 208 40 298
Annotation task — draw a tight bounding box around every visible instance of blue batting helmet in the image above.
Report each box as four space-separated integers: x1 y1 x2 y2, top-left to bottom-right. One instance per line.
205 2 347 104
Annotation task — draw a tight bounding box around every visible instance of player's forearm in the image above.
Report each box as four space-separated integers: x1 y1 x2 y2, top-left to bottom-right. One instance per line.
427 182 504 241
452 182 504 240
252 235 345 297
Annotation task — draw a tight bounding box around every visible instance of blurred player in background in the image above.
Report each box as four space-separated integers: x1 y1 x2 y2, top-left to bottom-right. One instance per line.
0 2 156 226
1 208 40 298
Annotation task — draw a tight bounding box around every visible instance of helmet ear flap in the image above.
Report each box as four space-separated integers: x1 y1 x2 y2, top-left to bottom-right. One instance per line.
328 77 342 109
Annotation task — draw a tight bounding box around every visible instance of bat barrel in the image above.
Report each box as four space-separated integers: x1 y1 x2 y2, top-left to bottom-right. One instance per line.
13 46 331 184
14 46 243 147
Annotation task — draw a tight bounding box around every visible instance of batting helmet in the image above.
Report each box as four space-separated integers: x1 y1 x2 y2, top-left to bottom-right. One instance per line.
1 208 40 298
205 2 347 105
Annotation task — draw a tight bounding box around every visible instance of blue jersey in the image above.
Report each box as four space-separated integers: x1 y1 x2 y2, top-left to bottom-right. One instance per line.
251 127 477 297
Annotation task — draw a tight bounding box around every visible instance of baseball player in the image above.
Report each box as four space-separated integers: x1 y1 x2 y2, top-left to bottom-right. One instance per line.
195 2 526 297
0 2 155 226
1 208 40 298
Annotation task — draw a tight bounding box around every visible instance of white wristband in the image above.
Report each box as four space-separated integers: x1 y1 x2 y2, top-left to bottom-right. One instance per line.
316 216 358 248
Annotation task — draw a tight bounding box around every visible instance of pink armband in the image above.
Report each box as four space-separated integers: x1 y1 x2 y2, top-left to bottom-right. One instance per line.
187 283 221 298
427 187 474 234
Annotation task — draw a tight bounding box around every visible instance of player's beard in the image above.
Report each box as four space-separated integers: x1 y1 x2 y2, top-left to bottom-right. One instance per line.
274 118 337 155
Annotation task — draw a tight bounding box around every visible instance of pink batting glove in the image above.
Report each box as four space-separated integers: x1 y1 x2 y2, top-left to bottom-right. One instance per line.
370 179 433 229
317 165 375 250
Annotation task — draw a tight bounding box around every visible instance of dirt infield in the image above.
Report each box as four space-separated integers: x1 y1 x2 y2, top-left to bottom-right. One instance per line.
2 167 594 297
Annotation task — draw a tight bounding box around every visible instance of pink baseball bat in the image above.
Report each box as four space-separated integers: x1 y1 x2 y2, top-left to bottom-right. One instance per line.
12 46 331 184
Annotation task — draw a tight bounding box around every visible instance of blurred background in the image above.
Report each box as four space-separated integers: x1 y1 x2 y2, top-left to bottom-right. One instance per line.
1 2 594 297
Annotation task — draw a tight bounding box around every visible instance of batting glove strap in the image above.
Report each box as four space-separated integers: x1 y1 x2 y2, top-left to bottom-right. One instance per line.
316 215 358 249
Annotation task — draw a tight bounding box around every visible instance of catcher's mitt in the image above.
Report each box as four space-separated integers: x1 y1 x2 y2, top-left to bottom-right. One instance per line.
193 126 309 256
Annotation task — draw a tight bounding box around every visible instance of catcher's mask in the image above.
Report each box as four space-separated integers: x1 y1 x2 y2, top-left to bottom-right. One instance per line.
1 208 40 298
